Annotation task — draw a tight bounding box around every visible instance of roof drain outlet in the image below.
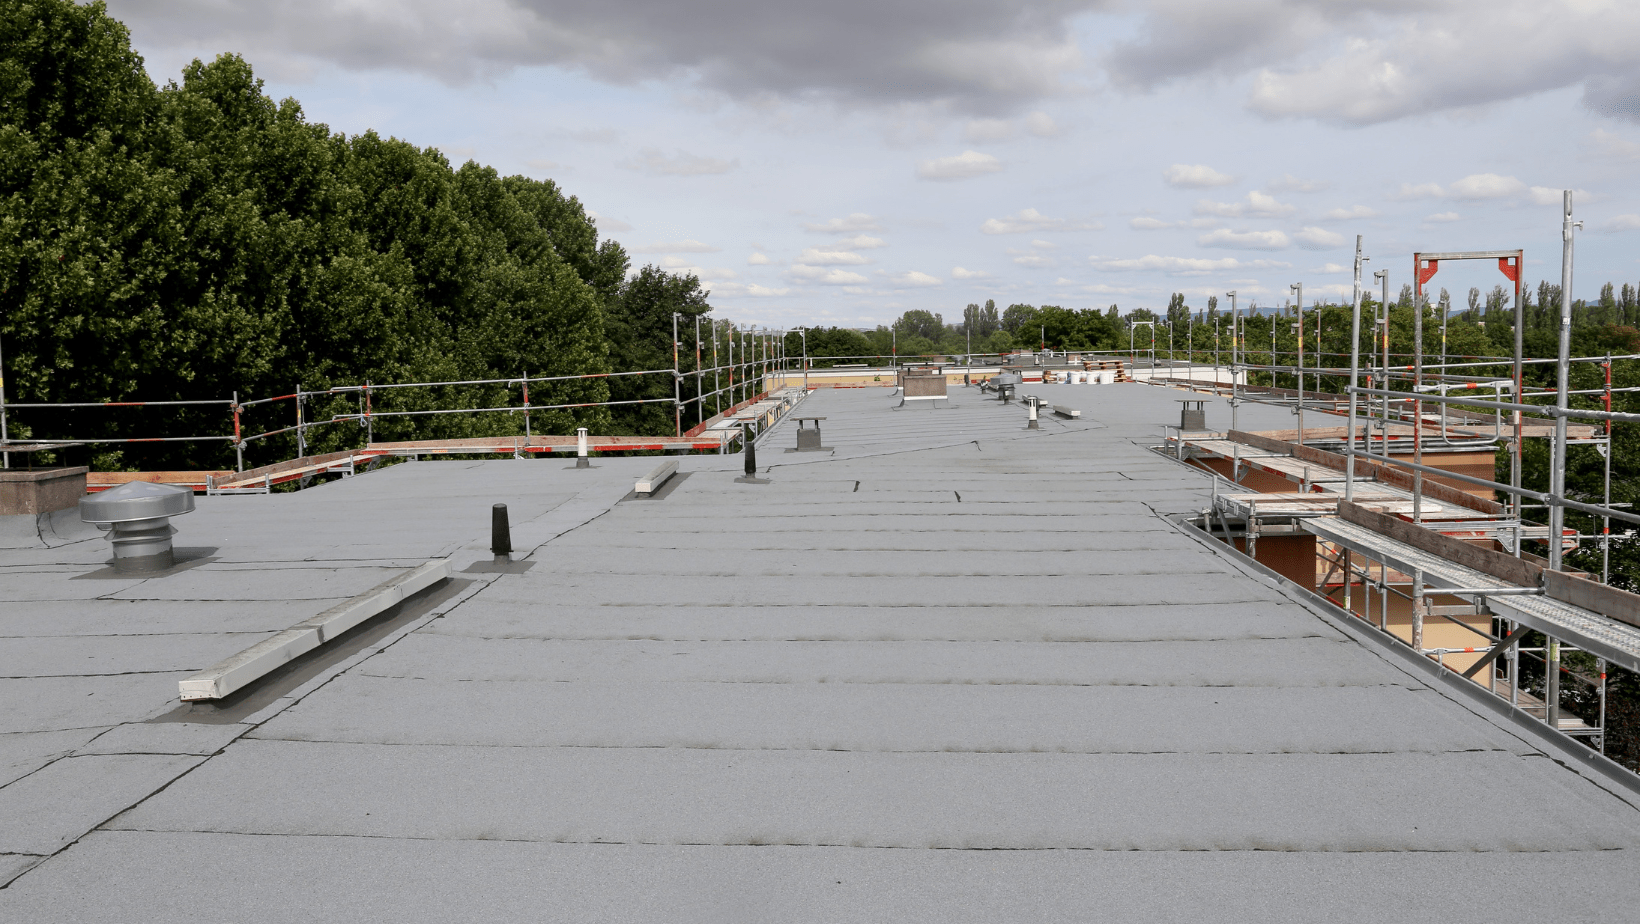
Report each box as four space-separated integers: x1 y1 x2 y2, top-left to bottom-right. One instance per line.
79 481 195 572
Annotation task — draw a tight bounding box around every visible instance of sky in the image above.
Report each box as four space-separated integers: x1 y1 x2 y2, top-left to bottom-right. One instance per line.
105 0 1640 329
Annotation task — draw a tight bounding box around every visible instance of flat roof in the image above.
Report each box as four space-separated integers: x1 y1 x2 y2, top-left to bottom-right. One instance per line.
3 382 1638 920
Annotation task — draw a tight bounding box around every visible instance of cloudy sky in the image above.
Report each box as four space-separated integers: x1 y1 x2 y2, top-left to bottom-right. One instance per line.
108 0 1640 328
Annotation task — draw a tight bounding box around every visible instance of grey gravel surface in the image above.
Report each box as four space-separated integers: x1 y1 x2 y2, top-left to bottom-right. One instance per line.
3 383 1638 921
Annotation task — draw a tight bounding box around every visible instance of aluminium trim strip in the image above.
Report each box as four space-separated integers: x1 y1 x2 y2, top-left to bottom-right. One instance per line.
177 559 453 701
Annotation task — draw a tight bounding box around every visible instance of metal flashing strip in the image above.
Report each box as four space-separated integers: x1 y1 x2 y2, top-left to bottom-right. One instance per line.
1170 514 1640 805
1304 516 1640 675
177 559 453 701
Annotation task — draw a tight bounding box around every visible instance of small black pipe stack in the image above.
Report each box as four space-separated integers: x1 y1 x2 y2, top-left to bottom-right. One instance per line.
491 503 512 558
742 423 757 476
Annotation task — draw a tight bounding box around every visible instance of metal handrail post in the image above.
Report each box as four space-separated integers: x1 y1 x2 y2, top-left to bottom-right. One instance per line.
1412 284 1424 524
1292 282 1304 446
672 313 681 438
1346 237 1364 502
1381 271 1391 457
0 328 9 469
1227 292 1239 431
1550 191 1578 571
296 383 305 457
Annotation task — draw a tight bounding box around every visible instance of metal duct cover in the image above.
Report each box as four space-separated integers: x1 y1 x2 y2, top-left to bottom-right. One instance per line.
80 480 195 524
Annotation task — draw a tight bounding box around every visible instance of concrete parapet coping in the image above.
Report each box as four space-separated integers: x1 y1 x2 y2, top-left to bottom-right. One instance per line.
0 466 88 516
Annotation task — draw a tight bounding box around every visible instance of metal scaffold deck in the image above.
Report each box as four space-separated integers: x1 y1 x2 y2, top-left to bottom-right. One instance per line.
1305 515 1640 676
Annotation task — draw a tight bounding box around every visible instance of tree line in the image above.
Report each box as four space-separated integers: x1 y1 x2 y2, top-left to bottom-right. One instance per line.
1 0 724 470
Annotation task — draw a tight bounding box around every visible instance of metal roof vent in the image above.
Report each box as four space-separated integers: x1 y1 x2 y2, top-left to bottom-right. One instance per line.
79 481 196 572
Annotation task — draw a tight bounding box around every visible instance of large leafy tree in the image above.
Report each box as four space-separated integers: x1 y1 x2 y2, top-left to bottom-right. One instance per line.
0 0 687 465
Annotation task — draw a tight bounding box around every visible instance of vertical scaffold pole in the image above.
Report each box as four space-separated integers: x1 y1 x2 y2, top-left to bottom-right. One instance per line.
1346 236 1364 502
233 390 243 472
1293 282 1304 447
1546 637 1561 728
1549 190 1576 571
1379 270 1390 459
695 315 703 429
0 327 10 469
1604 355 1613 583
672 313 681 438
1412 269 1424 525
1411 569 1425 653
1513 251 1525 556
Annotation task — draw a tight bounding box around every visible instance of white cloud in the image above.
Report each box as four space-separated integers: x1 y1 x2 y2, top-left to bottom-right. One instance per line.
1266 174 1328 194
951 267 989 279
1424 211 1461 223
587 211 633 233
1164 164 1236 188
1529 186 1592 206
658 256 737 280
803 213 882 233
1030 239 1056 250
787 265 869 285
917 150 1004 180
631 239 721 254
1197 228 1291 250
1601 214 1640 232
1087 254 1292 276
1323 205 1379 221
1129 216 1173 230
963 118 1015 142
1396 182 1447 200
1312 263 1349 274
1193 191 1294 218
980 208 1099 234
1589 129 1640 160
1013 254 1055 268
1228 4 1640 126
1293 226 1344 249
888 270 943 287
1447 173 1524 199
832 234 887 250
620 148 738 176
797 248 871 265
748 252 772 265
1023 111 1059 136
710 282 792 298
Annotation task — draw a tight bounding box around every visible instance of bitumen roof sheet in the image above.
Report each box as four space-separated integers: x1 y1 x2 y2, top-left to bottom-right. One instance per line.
2 382 1639 921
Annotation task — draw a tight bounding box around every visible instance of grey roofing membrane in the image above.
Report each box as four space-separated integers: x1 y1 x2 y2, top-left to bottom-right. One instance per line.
3 382 1639 921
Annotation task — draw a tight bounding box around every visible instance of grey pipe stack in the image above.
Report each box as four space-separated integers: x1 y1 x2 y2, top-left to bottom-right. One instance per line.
491 504 512 558
736 422 769 484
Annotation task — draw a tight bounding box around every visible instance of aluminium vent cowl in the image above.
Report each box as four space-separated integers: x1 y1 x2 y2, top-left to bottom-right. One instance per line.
80 481 195 572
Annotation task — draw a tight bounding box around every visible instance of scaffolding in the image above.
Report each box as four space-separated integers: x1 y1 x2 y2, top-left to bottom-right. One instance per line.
1160 193 1639 765
0 321 795 477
